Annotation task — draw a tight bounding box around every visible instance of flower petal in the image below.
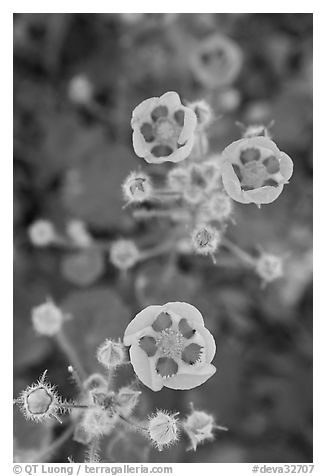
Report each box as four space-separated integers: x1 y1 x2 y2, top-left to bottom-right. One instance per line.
131 97 159 125
163 363 216 390
158 91 181 110
221 161 251 204
195 325 216 363
279 152 294 181
243 184 284 204
162 302 205 327
124 305 162 346
129 345 163 392
178 107 198 145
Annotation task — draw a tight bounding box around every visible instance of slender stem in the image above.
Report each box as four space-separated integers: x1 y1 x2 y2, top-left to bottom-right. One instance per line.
118 414 147 431
55 330 88 382
86 438 100 463
33 424 74 463
222 237 256 267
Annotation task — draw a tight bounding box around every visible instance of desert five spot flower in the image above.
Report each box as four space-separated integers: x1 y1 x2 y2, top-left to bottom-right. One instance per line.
221 136 294 205
123 302 216 391
131 91 197 164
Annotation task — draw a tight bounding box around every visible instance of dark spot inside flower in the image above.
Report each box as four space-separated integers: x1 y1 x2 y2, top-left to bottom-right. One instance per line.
174 110 185 127
263 179 279 187
156 357 178 377
263 155 280 174
241 185 255 191
182 343 203 365
152 312 172 332
178 318 196 339
151 145 173 157
140 123 155 143
151 105 169 122
232 164 243 181
240 148 261 164
139 336 157 357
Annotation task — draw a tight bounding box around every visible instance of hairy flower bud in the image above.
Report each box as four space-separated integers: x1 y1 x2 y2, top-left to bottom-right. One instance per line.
96 339 126 369
122 171 153 204
147 410 179 451
14 371 63 423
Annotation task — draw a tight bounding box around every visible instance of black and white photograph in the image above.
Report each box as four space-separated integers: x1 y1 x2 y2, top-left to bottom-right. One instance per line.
12 11 313 468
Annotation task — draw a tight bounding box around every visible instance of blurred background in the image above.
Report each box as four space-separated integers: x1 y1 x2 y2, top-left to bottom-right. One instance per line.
13 13 313 463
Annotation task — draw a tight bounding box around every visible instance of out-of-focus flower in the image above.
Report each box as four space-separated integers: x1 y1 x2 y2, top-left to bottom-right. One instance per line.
109 239 140 270
198 191 233 223
115 386 141 418
191 225 221 257
28 220 57 247
182 410 215 451
68 74 93 105
31 300 64 336
122 171 153 204
66 219 93 248
61 248 105 286
187 99 213 130
167 158 222 204
189 34 243 89
255 253 283 285
217 88 241 112
123 302 216 391
80 406 117 438
242 124 271 139
221 136 293 205
131 91 197 164
14 371 63 423
96 339 126 369
147 410 179 451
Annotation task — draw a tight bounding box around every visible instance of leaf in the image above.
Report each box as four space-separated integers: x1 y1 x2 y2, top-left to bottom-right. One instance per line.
62 141 136 229
61 287 131 373
60 248 105 287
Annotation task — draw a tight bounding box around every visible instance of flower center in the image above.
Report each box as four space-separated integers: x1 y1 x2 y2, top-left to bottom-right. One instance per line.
156 329 185 359
242 162 267 188
155 119 176 142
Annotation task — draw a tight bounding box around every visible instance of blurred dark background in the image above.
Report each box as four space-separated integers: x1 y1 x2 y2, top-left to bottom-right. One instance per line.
13 13 312 463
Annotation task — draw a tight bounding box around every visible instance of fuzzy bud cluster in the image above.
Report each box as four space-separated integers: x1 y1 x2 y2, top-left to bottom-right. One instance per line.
96 339 126 369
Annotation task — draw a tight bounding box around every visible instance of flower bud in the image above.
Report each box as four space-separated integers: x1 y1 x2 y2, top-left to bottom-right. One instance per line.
31 300 64 336
66 219 92 248
183 410 217 451
147 410 179 451
68 74 93 105
116 387 141 418
109 239 140 270
255 253 283 285
122 171 153 204
191 225 221 257
28 220 57 247
14 371 62 423
96 339 126 369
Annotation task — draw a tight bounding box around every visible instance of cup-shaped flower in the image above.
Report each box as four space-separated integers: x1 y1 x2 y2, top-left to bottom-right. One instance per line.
123 302 216 391
131 92 197 164
221 136 293 205
190 34 243 89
